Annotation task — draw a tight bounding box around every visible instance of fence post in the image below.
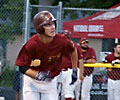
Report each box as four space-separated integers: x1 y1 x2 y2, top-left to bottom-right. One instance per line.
57 2 63 33
24 0 30 43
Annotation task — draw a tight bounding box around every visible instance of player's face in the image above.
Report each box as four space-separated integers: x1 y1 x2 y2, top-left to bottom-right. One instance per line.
43 21 56 37
81 41 89 49
115 45 120 54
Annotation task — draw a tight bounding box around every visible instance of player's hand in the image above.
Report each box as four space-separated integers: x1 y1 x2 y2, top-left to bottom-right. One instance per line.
111 59 120 66
35 71 52 81
102 59 108 63
80 75 84 81
70 69 77 85
83 59 87 63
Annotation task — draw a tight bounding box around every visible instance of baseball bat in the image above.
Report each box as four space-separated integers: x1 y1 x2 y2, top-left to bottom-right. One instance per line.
79 81 82 100
57 82 63 100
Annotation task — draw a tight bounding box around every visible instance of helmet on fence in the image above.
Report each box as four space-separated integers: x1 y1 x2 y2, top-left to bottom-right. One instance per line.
62 30 72 39
33 11 57 33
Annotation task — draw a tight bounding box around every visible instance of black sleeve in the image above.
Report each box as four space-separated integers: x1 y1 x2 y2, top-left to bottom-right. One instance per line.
19 66 30 74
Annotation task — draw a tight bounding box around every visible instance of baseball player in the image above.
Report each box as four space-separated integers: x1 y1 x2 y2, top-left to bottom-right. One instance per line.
59 30 84 100
79 38 96 100
15 11 78 100
105 43 120 100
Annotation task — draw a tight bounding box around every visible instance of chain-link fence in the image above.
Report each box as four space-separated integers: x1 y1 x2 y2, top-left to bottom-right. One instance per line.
62 4 120 100
0 0 120 100
0 0 24 100
25 1 120 100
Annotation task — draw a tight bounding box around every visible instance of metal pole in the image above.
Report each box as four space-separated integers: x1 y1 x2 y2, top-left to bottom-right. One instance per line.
24 0 30 43
20 1 30 100
56 2 63 33
58 2 63 32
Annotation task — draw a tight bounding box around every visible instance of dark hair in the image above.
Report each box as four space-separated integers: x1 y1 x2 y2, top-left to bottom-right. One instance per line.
113 42 120 48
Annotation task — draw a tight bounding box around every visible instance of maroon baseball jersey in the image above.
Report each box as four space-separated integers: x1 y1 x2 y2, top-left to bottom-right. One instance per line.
82 47 96 76
105 53 120 80
16 34 75 78
61 43 83 70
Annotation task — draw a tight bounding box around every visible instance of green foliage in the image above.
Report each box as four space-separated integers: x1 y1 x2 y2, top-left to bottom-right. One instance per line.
30 0 39 4
52 0 120 20
0 66 16 88
52 0 120 8
82 0 120 9
0 22 16 41
0 0 24 41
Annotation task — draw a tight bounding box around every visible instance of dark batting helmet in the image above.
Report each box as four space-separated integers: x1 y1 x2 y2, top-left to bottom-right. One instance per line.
63 30 72 39
33 11 56 33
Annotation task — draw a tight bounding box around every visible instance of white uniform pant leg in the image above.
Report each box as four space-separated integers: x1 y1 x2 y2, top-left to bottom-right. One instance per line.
81 74 93 100
62 68 75 99
41 81 58 100
23 91 40 100
108 78 120 100
114 79 120 100
74 68 81 100
57 72 64 97
108 78 114 100
23 75 58 100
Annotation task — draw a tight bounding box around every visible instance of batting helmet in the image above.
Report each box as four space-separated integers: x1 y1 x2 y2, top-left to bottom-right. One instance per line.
33 11 56 33
62 30 72 39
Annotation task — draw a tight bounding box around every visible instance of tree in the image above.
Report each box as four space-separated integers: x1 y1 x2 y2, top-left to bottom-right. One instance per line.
0 0 24 41
52 0 120 8
52 0 120 19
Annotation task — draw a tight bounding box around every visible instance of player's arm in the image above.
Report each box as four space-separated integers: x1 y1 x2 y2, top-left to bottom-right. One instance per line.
79 59 84 80
19 66 37 78
70 47 78 70
87 59 96 63
69 47 78 85
76 44 84 80
19 66 51 81
86 48 96 63
25 68 38 78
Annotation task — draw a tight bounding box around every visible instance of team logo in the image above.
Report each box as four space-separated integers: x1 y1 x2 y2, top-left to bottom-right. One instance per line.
30 59 41 67
48 53 61 62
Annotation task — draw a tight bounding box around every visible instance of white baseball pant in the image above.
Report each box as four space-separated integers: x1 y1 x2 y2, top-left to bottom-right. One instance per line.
22 74 58 100
108 78 120 100
60 68 80 99
75 74 93 100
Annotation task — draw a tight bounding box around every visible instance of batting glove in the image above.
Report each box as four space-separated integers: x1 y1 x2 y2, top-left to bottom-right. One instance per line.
70 68 77 85
111 59 120 66
102 59 108 63
35 71 52 81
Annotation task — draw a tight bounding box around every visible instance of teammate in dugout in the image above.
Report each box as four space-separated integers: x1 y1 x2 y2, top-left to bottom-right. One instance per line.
104 43 120 100
59 30 84 100
15 11 78 100
79 38 96 100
